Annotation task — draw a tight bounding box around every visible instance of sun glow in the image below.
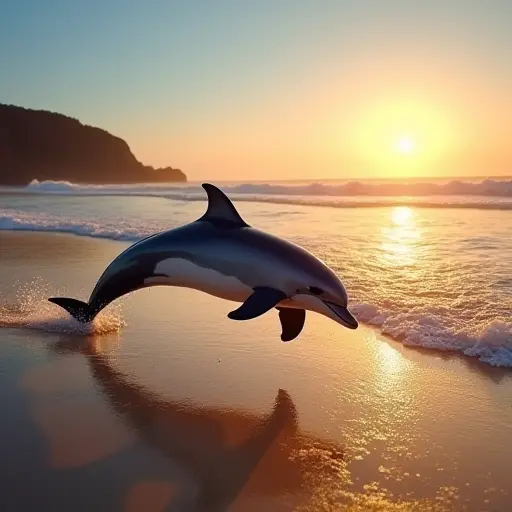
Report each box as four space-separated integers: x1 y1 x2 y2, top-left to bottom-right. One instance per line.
391 206 413 226
395 136 415 154
339 96 457 178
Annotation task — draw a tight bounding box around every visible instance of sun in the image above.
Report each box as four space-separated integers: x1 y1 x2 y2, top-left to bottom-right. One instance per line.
395 136 415 154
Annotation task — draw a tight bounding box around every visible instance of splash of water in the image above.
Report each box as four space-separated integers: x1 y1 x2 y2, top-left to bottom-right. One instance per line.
0 277 125 336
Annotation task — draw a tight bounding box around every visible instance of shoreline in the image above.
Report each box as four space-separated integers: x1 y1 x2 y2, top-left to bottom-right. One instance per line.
1 230 512 510
1 229 510 375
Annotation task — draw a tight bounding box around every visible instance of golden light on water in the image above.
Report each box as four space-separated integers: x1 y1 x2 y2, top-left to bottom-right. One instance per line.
391 206 413 226
377 341 404 377
380 206 421 267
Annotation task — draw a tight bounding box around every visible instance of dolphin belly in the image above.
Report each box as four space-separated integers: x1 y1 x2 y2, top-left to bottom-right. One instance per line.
143 257 253 303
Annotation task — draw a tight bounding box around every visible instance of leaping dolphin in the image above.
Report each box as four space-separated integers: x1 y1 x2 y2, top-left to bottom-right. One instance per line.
48 183 358 341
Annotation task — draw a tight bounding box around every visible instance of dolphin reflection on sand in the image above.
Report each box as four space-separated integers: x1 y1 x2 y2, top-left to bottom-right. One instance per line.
52 337 345 511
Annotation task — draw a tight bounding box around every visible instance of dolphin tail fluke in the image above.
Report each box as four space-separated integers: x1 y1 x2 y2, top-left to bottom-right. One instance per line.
48 297 96 323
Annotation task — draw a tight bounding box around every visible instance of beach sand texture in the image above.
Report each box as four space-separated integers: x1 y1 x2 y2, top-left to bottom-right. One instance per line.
1 231 511 511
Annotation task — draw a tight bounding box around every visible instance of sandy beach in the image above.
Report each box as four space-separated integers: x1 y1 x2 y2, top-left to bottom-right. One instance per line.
1 231 511 511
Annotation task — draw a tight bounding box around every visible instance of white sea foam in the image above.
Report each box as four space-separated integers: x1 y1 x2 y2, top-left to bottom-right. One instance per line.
0 210 149 241
352 303 512 367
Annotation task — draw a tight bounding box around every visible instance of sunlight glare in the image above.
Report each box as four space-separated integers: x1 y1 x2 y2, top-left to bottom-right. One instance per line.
379 206 421 267
342 97 457 178
391 206 412 226
377 341 403 375
395 137 415 154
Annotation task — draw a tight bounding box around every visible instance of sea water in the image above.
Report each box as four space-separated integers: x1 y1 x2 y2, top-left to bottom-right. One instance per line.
1 178 511 367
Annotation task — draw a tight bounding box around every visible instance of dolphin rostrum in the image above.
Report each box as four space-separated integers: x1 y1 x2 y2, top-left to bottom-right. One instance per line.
49 183 358 341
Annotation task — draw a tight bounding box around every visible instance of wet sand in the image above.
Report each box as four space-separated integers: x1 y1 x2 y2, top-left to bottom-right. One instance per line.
0 231 511 511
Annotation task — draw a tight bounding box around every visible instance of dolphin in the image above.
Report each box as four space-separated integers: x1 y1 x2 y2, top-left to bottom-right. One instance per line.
48 183 358 341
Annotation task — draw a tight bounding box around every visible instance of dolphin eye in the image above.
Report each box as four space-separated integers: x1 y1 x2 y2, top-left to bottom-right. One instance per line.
309 286 323 296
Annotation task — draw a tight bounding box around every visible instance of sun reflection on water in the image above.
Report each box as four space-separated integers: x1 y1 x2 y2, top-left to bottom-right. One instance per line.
380 206 421 267
392 206 413 226
374 339 408 399
377 341 404 376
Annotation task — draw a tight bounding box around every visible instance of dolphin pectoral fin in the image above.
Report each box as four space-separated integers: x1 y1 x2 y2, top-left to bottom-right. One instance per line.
227 287 287 321
198 183 250 228
277 307 306 342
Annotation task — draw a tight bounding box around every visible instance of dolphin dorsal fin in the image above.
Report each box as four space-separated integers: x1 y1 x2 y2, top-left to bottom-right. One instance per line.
198 183 250 228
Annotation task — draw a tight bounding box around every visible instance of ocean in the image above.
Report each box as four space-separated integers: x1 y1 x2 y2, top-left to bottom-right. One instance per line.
1 177 511 367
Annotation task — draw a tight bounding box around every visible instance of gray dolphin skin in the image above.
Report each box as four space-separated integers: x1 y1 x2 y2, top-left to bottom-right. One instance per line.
48 183 358 341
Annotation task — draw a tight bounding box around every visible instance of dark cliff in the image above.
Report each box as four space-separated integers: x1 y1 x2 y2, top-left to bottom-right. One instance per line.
0 104 186 185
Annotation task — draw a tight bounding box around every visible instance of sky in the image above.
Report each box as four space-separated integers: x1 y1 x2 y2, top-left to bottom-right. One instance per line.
1 0 511 181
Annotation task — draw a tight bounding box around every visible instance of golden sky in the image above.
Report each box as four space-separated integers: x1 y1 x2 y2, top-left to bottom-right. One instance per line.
2 1 511 180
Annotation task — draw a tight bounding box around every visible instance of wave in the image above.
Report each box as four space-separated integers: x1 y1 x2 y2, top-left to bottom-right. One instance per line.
182 179 512 198
22 179 180 196
352 304 512 368
19 177 512 196
0 210 151 241
2 179 512 210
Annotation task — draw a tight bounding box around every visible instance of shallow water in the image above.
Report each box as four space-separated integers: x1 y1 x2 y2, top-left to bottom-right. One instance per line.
1 181 511 366
0 232 512 511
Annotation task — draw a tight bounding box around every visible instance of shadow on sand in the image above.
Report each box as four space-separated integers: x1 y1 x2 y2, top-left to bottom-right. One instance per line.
50 335 345 511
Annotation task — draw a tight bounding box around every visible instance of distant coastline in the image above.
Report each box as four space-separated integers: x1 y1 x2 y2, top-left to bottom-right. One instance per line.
0 104 186 185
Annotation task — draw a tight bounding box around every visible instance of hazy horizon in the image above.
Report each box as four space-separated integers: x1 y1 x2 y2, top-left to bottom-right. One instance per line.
1 1 511 181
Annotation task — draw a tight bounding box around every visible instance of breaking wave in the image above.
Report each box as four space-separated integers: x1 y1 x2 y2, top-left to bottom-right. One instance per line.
0 210 151 241
2 178 512 210
352 303 512 368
